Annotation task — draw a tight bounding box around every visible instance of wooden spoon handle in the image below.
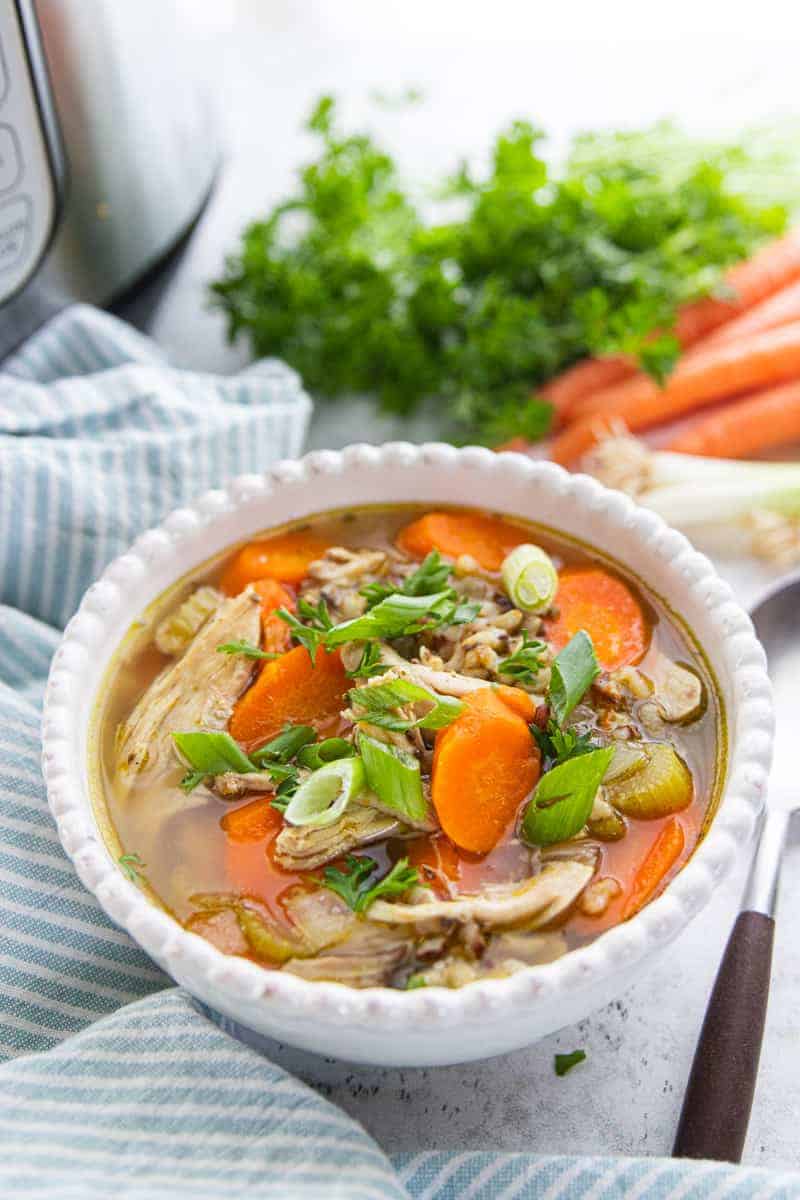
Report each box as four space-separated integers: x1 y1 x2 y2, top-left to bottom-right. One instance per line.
673 910 774 1162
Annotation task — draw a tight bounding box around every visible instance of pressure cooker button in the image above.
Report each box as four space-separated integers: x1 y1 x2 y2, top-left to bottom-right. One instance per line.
0 195 30 271
0 124 21 192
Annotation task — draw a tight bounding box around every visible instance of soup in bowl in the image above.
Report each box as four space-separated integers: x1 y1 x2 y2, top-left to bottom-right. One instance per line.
44 445 771 1064
100 505 722 991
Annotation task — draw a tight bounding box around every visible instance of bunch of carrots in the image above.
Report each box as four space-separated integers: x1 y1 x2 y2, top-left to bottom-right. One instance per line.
528 230 800 467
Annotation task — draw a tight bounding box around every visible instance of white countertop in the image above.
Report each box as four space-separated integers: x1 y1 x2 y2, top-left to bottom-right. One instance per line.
124 0 800 1170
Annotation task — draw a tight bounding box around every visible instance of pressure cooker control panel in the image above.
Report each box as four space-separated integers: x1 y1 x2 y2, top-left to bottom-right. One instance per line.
0 0 60 304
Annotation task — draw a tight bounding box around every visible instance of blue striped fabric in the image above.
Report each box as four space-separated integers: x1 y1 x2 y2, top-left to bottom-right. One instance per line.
0 306 797 1198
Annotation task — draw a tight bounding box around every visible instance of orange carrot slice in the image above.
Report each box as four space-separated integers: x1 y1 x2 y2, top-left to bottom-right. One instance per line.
432 688 540 855
492 684 536 722
396 511 525 571
251 578 296 654
219 532 330 594
545 568 648 671
229 645 348 752
623 817 685 919
221 798 305 909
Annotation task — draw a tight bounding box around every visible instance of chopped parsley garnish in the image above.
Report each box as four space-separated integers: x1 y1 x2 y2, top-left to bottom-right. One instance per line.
532 720 598 769
280 588 479 658
118 852 146 883
349 678 463 732
362 550 452 608
406 975 428 990
216 639 277 660
554 1050 586 1077
345 641 390 679
497 632 547 685
320 854 419 913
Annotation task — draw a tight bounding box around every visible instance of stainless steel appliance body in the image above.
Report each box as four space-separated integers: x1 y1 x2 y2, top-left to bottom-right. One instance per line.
0 0 220 353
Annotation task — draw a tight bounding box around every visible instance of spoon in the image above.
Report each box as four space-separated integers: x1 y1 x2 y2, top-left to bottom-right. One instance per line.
673 570 799 1162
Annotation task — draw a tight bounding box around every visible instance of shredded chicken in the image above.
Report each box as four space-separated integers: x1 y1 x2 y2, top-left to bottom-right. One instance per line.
116 588 260 782
367 860 594 931
273 802 404 871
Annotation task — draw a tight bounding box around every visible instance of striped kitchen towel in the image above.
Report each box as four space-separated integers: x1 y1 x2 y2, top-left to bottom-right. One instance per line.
0 305 797 1198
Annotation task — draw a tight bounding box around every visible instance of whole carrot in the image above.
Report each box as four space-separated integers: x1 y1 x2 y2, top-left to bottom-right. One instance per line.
540 355 636 416
566 320 800 428
674 228 800 344
663 381 800 458
694 277 800 351
556 231 800 421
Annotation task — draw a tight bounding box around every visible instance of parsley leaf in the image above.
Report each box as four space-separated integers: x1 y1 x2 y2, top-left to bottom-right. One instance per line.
531 720 598 769
216 640 277 660
497 632 547 685
345 642 390 678
319 854 419 913
555 1050 586 1076
361 552 451 608
118 852 146 883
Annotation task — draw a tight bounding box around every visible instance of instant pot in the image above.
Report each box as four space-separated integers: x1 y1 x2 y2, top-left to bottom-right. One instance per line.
0 0 221 356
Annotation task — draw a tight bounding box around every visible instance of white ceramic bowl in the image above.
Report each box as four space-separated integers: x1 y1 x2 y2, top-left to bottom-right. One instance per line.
42 443 773 1066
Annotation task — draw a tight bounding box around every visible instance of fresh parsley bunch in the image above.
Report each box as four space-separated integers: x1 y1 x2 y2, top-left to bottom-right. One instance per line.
212 96 789 444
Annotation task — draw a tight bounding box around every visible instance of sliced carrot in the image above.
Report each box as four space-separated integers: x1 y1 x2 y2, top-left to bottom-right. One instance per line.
663 380 800 458
540 355 637 416
229 645 348 752
545 567 648 671
251 578 296 654
407 833 461 899
623 817 685 919
222 796 282 844
432 688 540 855
698 276 800 351
219 531 330 594
492 683 536 722
396 511 526 571
566 321 800 430
221 798 307 911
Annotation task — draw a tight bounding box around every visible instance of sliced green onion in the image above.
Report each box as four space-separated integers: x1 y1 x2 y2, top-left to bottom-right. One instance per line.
501 543 558 613
284 757 366 828
172 730 254 776
325 590 457 645
349 678 464 732
250 724 317 766
358 731 428 825
548 631 600 725
297 737 356 770
521 746 614 846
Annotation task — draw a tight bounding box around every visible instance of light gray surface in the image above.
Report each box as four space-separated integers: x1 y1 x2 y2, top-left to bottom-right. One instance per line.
126 1 799 1168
